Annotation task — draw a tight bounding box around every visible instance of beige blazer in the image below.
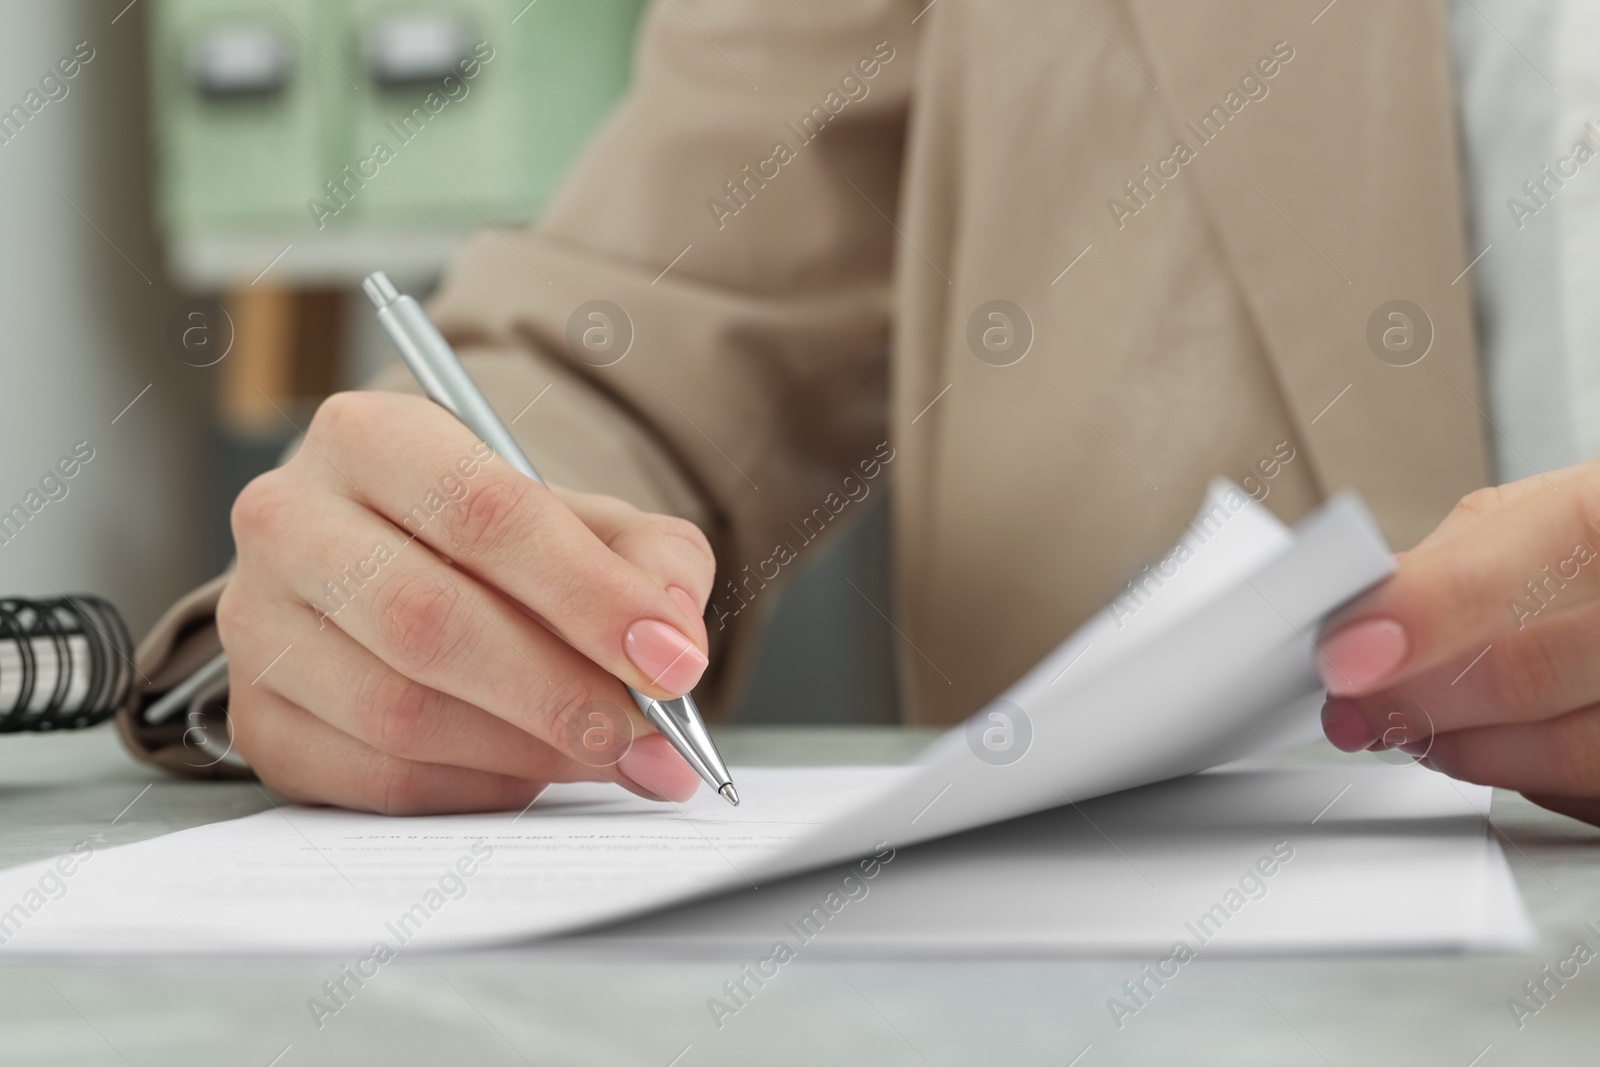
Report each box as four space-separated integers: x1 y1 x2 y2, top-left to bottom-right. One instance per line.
122 0 1488 767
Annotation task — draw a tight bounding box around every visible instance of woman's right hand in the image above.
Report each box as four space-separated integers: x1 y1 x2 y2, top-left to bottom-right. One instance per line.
216 391 716 814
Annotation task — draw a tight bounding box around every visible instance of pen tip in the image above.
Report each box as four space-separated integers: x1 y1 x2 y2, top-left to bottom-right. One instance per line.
719 784 739 807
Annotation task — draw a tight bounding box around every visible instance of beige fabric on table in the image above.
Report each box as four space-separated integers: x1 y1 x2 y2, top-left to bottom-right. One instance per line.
121 0 1489 765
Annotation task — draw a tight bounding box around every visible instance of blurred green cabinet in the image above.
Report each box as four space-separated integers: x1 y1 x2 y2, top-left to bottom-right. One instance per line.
150 0 647 281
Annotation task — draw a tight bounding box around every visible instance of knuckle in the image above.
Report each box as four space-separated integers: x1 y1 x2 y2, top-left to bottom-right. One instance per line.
443 477 541 558
362 752 430 816
1425 562 1481 633
355 669 441 758
373 570 474 677
1486 638 1559 718
230 470 293 545
538 562 596 632
214 583 249 647
306 390 377 448
532 676 597 752
1452 485 1506 519
652 515 715 573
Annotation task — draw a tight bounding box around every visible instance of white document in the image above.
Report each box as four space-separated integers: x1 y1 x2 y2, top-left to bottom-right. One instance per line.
0 484 1529 955
753 480 1397 883
0 764 1530 956
0 767 908 955
570 763 1533 956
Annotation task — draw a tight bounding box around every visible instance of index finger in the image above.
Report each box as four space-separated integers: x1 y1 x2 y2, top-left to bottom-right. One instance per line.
303 391 710 699
1315 478 1600 697
1410 459 1600 552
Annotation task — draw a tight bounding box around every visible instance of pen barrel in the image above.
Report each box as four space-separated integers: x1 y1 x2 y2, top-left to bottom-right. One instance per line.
373 296 545 486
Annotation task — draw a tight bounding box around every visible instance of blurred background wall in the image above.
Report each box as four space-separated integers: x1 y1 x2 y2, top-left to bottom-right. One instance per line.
0 0 896 725
0 0 207 638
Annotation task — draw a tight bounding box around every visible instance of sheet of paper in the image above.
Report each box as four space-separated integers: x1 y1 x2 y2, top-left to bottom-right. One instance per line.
0 767 911 955
0 763 1530 956
568 763 1533 957
753 482 1397 884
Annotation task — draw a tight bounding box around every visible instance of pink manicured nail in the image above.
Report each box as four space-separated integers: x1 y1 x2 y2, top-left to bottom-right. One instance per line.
624 618 708 695
668 585 707 645
1317 618 1408 696
1321 698 1376 752
618 734 700 802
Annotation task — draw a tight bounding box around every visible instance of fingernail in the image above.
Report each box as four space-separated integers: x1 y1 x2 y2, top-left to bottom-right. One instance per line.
668 585 707 645
624 618 708 695
1321 698 1376 752
618 734 700 802
1317 617 1408 696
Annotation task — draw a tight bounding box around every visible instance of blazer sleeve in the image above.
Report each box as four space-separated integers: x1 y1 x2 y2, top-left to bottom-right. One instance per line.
118 0 919 771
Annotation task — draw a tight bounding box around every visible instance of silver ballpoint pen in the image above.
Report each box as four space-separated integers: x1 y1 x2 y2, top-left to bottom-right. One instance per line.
361 271 738 806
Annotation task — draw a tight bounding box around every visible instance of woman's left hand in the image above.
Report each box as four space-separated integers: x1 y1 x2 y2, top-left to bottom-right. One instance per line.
1318 460 1600 827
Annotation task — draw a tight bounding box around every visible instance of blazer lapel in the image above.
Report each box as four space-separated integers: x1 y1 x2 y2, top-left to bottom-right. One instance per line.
1124 0 1490 546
